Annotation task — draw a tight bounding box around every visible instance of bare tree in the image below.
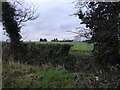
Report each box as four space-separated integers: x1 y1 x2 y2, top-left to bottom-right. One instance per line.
2 1 39 42
11 1 39 28
67 27 92 41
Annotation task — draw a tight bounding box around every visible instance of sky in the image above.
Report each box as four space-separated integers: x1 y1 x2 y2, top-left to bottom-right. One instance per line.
0 0 86 41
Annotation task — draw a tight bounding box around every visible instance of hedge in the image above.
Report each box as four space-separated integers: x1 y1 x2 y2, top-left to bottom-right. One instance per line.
2 42 73 66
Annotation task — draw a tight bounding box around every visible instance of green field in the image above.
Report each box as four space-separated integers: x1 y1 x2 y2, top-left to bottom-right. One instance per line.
32 42 93 57
31 41 93 52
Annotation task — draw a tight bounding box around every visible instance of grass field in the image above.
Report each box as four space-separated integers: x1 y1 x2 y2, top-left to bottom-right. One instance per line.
31 41 93 52
33 41 93 57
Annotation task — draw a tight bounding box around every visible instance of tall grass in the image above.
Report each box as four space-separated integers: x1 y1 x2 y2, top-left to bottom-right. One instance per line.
3 61 120 88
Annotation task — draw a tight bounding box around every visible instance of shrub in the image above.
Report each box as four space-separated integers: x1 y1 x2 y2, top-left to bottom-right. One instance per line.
2 42 73 66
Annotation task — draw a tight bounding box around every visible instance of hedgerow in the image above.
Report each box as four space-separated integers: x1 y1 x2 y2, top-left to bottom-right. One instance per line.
2 42 73 66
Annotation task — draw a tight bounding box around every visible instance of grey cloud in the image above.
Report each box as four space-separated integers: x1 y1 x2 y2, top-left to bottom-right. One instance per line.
1 1 83 41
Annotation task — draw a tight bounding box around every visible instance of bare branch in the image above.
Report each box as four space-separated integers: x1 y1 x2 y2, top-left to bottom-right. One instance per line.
10 1 39 27
67 28 92 40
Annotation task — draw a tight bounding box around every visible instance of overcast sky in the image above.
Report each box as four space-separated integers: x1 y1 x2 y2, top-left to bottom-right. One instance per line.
0 0 85 41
